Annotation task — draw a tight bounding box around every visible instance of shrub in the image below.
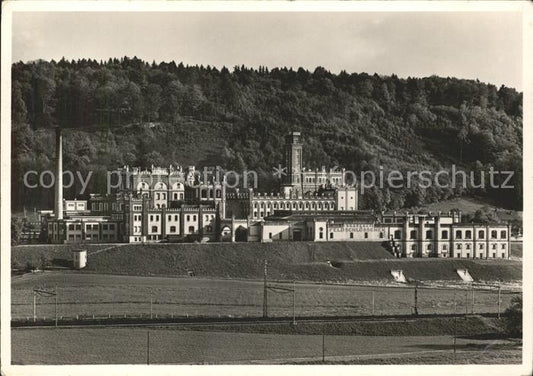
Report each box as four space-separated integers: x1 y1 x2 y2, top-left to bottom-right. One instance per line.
504 295 522 337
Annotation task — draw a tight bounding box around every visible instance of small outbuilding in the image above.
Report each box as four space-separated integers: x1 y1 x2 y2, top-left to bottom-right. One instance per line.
72 249 87 269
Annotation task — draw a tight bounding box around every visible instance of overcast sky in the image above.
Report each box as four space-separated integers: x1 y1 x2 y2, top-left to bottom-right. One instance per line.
11 11 523 90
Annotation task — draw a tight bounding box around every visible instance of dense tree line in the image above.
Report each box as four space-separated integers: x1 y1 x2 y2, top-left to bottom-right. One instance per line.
11 57 522 212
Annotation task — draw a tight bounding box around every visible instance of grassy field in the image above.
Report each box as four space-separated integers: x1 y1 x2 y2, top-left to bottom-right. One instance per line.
299 348 522 365
417 196 522 221
11 326 521 365
11 243 116 270
12 242 521 283
11 272 520 320
162 315 506 337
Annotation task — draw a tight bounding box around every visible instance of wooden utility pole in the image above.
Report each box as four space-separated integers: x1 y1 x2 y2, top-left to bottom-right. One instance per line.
322 334 325 363
33 290 36 322
414 282 419 316
497 284 501 319
55 285 58 327
465 288 468 316
453 292 457 363
263 257 268 318
147 331 150 365
292 281 296 325
150 289 153 319
471 283 475 315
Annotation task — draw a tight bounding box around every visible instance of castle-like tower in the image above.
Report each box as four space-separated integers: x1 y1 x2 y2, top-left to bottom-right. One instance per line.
282 131 303 197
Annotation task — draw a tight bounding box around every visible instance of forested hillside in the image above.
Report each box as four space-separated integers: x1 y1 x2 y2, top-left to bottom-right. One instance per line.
11 57 522 211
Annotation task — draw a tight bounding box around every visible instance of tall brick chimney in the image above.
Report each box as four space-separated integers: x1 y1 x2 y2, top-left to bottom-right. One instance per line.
55 127 63 220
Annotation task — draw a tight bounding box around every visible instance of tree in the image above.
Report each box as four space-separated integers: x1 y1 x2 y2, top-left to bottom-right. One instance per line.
11 216 24 245
504 295 522 337
144 83 162 122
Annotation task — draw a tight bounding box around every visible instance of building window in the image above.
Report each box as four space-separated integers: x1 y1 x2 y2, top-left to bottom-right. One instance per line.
350 232 354 239
103 224 108 230
492 244 497 250
456 253 460 258
394 230 401 240
443 245 447 251
500 231 507 239
480 244 484 249
175 215 178 221
465 230 472 239
426 230 433 239
457 244 462 249
152 226 158 233
502 244 506 249
269 232 272 239
188 226 195 233
68 224 74 230
364 232 368 239
379 232 384 239
170 226 176 233
186 215 190 221
466 244 471 250
410 230 417 240
491 230 497 239
412 244 416 251
455 230 462 239
479 230 485 239
109 224 115 230
319 232 323 239
502 253 505 259
441 230 448 239
150 215 154 221
193 215 196 221
330 233 334 239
